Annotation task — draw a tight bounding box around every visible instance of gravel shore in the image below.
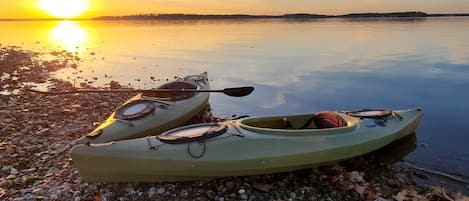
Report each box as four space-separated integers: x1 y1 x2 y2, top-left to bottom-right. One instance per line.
1 46 468 201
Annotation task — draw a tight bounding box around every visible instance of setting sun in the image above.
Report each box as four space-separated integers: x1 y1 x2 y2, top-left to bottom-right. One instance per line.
38 0 89 18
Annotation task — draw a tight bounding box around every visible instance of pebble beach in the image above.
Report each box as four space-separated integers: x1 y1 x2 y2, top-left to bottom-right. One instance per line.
1 45 468 201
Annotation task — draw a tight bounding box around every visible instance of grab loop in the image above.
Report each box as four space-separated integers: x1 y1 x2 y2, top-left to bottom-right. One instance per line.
187 141 206 158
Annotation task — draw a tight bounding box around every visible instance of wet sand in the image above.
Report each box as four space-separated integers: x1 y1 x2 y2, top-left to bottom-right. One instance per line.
0 45 468 200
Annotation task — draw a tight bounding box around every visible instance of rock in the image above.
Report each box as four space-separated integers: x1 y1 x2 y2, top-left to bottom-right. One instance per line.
6 174 16 179
289 192 297 199
347 171 365 183
12 197 25 201
253 184 272 192
148 187 157 198
374 197 389 201
395 173 407 184
0 179 9 187
1 166 10 172
240 194 248 200
156 187 165 195
386 179 398 187
226 181 234 190
22 167 36 173
0 187 5 197
32 195 48 200
125 186 136 195
50 194 59 200
100 191 113 201
238 188 245 194
32 188 43 193
36 128 50 135
10 167 18 175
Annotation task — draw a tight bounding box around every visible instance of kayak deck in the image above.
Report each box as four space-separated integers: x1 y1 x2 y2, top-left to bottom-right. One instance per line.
75 72 210 144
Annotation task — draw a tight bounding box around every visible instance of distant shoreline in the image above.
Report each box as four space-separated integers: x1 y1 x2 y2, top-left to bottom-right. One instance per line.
93 12 469 21
1 11 469 21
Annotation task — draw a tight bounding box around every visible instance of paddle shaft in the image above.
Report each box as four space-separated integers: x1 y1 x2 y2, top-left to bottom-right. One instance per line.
28 89 221 94
27 86 254 97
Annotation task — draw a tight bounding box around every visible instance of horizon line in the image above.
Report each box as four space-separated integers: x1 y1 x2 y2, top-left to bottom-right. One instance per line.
2 11 469 21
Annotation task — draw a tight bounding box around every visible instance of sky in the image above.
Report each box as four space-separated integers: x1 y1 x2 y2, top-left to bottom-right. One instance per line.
1 0 469 19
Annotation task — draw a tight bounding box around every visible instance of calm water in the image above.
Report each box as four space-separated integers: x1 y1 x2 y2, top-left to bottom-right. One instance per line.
1 18 469 179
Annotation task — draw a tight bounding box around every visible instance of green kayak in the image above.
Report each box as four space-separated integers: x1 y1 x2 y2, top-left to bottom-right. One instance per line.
71 108 422 182
75 72 210 144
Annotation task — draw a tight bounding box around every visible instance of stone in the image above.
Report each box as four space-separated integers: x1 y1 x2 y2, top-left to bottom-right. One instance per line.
10 167 18 175
156 187 165 195
289 192 297 199
6 174 16 180
226 181 234 190
0 187 6 197
32 188 43 193
12 197 25 201
32 195 48 200
1 166 10 172
375 197 389 201
238 188 245 194
125 186 136 195
240 194 248 200
148 187 157 198
36 128 50 135
50 194 59 200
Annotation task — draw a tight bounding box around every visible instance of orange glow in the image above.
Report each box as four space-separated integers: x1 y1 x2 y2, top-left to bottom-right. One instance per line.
38 0 89 18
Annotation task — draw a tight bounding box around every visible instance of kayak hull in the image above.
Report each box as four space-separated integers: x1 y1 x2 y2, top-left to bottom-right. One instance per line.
75 72 210 144
71 108 422 182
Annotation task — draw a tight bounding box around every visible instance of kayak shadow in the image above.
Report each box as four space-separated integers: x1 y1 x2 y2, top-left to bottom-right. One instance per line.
338 133 417 173
370 133 417 164
370 133 418 164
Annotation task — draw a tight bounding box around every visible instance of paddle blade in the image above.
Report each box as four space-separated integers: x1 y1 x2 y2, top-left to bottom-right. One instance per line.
222 86 254 97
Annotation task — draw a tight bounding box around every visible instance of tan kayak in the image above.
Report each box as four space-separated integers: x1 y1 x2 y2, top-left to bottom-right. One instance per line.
71 108 422 182
75 72 210 144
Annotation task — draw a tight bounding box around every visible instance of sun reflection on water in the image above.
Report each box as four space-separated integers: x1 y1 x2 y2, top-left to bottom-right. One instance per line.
50 21 87 51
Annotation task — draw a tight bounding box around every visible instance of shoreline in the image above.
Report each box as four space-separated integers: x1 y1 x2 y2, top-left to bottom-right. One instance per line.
1 45 468 200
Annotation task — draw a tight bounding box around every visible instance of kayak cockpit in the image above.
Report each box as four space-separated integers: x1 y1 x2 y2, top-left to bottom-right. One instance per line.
237 112 358 135
142 72 208 101
142 81 200 100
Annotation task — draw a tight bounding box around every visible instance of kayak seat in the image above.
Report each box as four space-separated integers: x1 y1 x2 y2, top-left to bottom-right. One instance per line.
303 111 347 129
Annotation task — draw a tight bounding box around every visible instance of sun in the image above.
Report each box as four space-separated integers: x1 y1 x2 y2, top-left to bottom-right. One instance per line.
38 0 89 18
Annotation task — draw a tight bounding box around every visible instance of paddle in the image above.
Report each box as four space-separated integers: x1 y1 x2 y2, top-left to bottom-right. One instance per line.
26 86 254 97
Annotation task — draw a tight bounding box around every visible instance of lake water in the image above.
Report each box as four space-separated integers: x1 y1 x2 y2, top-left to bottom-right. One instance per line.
1 18 468 179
